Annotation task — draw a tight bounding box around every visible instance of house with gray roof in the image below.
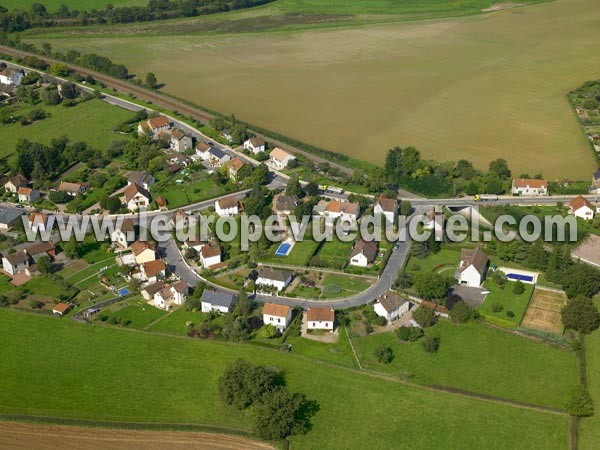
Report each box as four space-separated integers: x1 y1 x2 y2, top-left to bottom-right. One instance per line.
455 247 489 287
201 290 236 313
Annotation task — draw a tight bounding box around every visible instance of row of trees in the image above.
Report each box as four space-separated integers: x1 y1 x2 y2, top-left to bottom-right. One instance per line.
0 0 274 32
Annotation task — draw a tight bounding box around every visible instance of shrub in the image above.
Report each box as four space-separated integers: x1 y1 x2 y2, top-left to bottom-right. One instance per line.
396 326 411 341
409 327 424 341
566 385 594 417
513 281 525 295
260 324 278 339
421 335 440 353
412 305 437 328
491 302 504 313
450 300 477 323
375 316 387 326
374 345 393 364
506 310 515 318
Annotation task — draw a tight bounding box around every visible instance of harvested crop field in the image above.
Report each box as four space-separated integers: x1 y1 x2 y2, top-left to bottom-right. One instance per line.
0 421 273 450
30 0 600 178
521 288 567 334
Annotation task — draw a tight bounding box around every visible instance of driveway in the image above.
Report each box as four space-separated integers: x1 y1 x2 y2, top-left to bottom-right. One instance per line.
448 285 488 308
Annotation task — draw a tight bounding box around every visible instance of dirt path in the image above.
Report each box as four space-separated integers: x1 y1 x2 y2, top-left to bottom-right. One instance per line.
0 421 274 450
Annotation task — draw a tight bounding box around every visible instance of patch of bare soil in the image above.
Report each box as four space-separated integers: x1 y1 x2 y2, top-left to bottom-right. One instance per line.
0 421 275 450
482 2 526 12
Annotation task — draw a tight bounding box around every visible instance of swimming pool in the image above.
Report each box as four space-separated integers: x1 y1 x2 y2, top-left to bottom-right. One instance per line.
118 288 131 297
506 273 534 283
275 242 292 256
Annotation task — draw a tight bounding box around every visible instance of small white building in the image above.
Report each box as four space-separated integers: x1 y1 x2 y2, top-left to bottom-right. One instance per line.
262 302 293 332
154 280 189 310
349 240 378 267
569 196 595 221
137 116 171 136
306 307 335 331
141 259 166 284
455 247 488 287
197 144 231 167
269 147 296 169
123 183 151 211
111 219 135 249
244 136 266 154
57 181 86 197
4 174 28 193
17 187 39 204
127 171 155 191
374 291 410 322
215 196 239 217
2 250 30 276
199 243 221 269
511 178 549 196
323 200 360 222
28 213 49 234
130 241 157 265
170 129 193 152
201 290 236 313
374 194 397 224
0 66 24 86
256 267 293 291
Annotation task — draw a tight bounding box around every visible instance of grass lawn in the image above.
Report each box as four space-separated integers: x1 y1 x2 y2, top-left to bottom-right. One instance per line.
579 296 600 448
99 298 167 329
478 280 534 327
406 247 461 275
321 273 372 298
315 235 353 269
260 239 320 266
285 327 355 368
352 320 577 409
151 176 228 209
0 100 134 162
0 308 569 449
146 307 209 335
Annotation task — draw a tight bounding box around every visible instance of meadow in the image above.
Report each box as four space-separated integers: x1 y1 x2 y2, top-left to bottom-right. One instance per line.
0 100 133 162
579 297 600 449
0 308 570 449
1 0 146 11
26 0 600 179
352 320 577 409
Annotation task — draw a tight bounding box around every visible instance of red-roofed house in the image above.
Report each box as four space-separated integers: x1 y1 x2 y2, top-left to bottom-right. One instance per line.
569 196 595 220
17 187 39 203
511 178 548 196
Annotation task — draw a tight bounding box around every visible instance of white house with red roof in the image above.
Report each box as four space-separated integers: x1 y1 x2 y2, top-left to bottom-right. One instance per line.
511 178 548 196
569 196 595 220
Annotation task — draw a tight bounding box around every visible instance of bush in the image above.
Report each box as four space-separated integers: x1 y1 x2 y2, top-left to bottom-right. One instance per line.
513 281 525 295
506 310 515 318
409 327 424 341
396 326 411 341
412 305 437 328
449 301 477 323
566 385 594 417
373 345 393 364
260 324 278 339
421 335 440 353
375 316 387 326
491 302 504 313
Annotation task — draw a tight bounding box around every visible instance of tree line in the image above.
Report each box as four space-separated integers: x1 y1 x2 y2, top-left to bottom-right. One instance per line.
0 0 274 32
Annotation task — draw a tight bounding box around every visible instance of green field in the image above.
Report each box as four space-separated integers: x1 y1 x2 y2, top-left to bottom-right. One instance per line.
0 100 133 161
0 309 570 449
1 0 146 11
479 280 534 327
352 320 577 409
27 0 600 178
579 297 600 449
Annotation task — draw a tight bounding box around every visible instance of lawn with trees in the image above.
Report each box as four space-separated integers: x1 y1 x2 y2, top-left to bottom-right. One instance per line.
0 308 570 449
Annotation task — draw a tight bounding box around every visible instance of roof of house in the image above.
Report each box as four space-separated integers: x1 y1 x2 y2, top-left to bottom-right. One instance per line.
349 239 378 262
375 194 397 213
227 157 246 173
143 281 165 296
196 141 211 152
158 285 174 300
130 240 156 256
142 259 166 278
28 212 47 224
201 243 221 258
58 181 83 193
155 196 167 208
263 302 291 317
307 306 334 322
593 169 600 181
0 207 23 225
0 67 23 78
146 116 170 130
272 193 298 212
201 290 235 308
17 187 33 196
208 146 227 160
258 267 293 282
326 200 360 216
3 250 29 266
123 183 151 203
25 241 55 257
7 174 28 187
170 153 190 164
247 136 265 147
127 171 150 185
459 247 488 276
217 196 238 210
52 302 71 314
171 129 187 140
513 178 547 189
270 147 293 162
118 218 135 233
570 195 593 211
171 280 189 293
376 291 407 313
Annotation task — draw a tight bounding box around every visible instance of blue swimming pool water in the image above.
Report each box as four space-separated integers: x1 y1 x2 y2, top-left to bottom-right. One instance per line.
118 288 131 297
506 273 534 283
275 243 292 256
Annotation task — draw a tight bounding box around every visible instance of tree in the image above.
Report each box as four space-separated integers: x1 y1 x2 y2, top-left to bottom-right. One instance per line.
373 345 393 364
62 237 84 259
513 281 525 295
145 72 158 89
566 385 594 417
400 200 412 216
233 287 252 318
449 301 477 323
488 158 511 179
394 270 413 289
49 62 70 77
100 195 122 213
253 387 315 440
561 264 600 299
304 181 319 197
412 305 437 328
414 272 449 300
36 255 51 274
561 296 600 334
421 335 440 353
286 174 303 198
218 359 278 410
